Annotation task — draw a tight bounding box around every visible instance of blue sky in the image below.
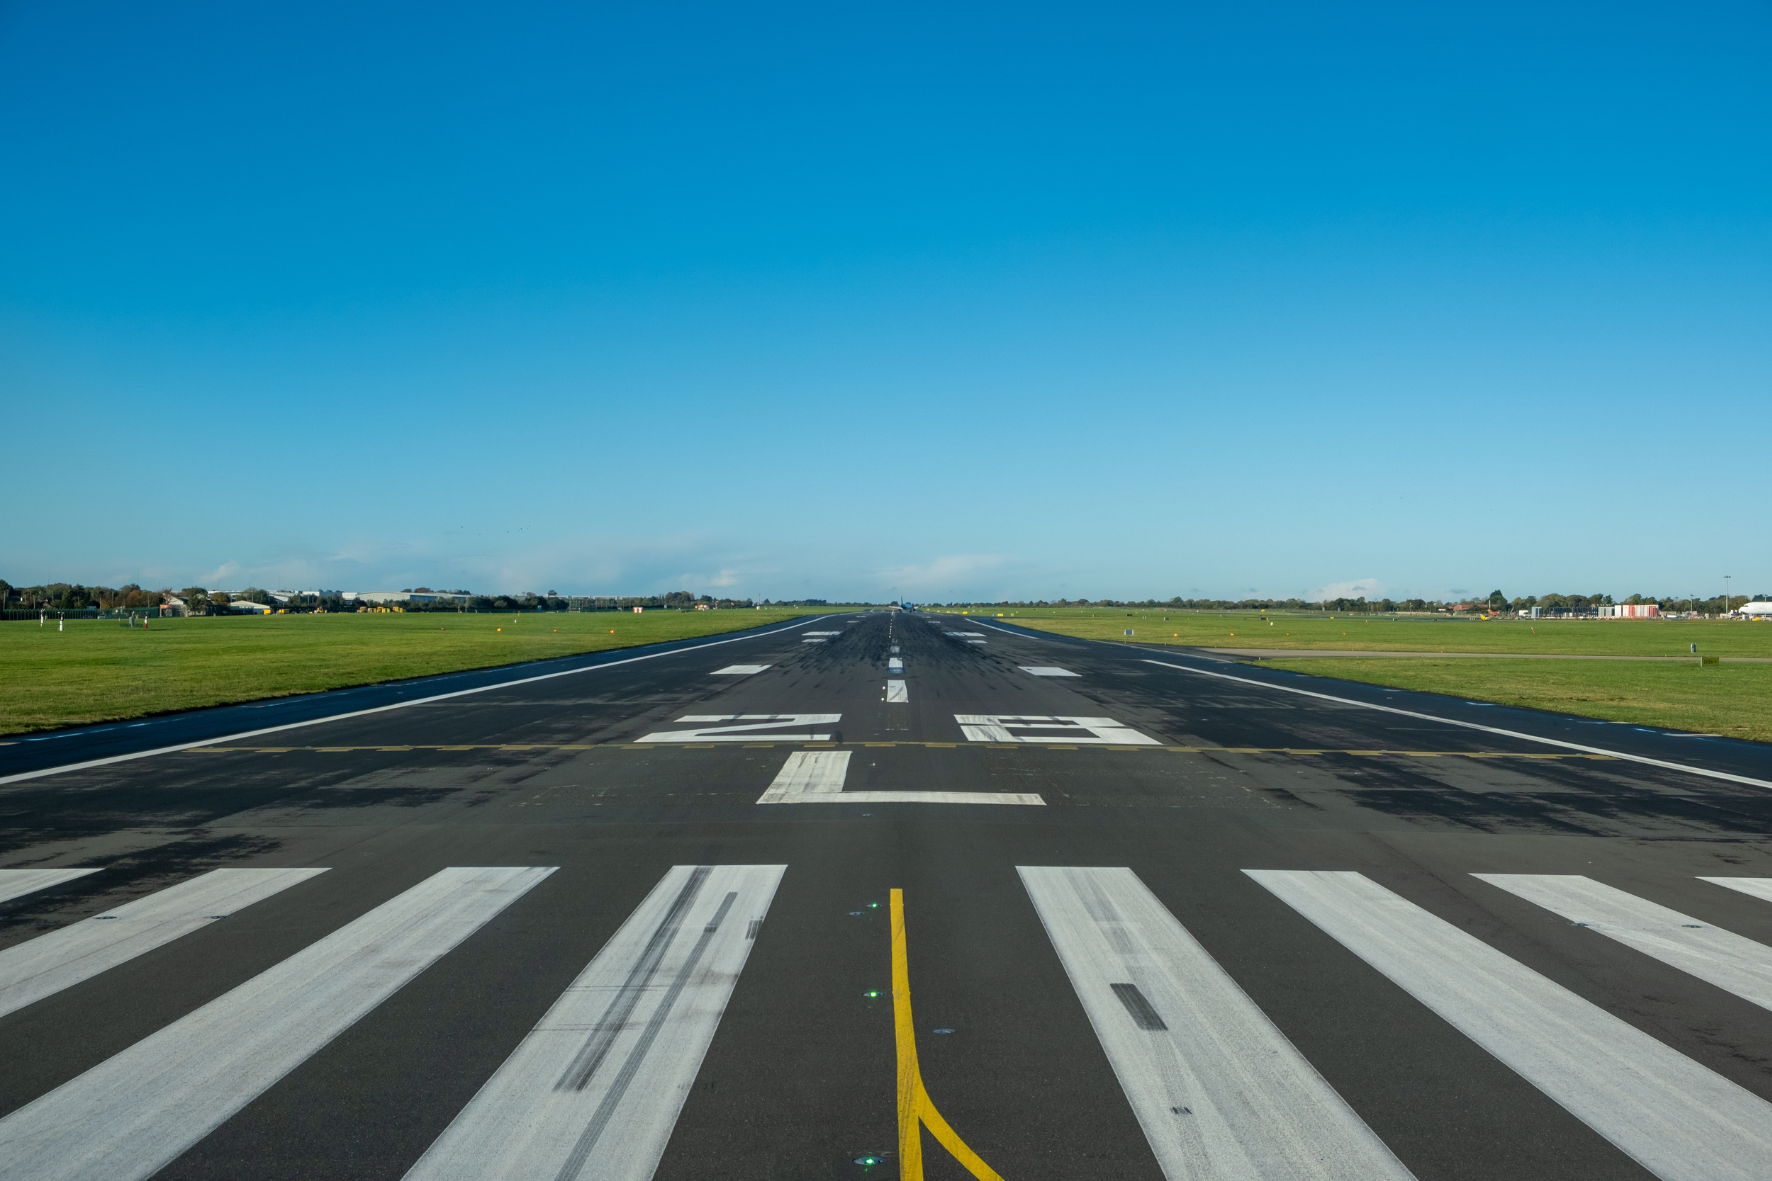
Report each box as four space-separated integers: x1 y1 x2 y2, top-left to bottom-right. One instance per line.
4 2 1767 603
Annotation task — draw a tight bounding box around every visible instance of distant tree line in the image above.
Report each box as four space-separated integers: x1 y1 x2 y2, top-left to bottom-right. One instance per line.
0 581 775 616
929 590 1768 615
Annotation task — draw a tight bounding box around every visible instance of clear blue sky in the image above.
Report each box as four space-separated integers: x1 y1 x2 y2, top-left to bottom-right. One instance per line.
4 2 1767 603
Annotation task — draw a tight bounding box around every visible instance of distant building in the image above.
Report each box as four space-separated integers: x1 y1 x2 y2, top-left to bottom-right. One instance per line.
1599 603 1660 619
342 591 471 606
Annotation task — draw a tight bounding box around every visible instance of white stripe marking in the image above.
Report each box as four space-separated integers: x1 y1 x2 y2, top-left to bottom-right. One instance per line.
0 867 554 1181
1021 867 1412 1180
1248 869 1772 1181
0 616 840 786
404 865 784 1181
802 638 826 643
885 679 909 703
955 714 1159 745
945 631 986 637
966 639 987 644
1476 874 1772 1013
756 751 851 802
889 645 900 654
1700 877 1772 905
0 868 325 1021
710 664 770 676
0 868 100 906
803 631 842 636
1019 666 1078 677
1143 660 1772 791
887 658 904 674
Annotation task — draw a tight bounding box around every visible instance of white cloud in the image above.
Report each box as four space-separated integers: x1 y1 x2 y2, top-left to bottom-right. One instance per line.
874 554 1008 594
1308 577 1385 602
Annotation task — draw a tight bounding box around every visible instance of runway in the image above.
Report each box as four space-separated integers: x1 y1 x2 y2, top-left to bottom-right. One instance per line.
3 609 1772 1180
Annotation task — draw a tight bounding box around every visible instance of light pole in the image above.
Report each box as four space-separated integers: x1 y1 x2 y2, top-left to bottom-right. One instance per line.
1724 575 1732 617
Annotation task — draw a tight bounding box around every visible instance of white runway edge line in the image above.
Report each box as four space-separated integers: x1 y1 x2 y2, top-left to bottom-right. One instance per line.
757 750 1043 806
1248 870 1772 1181
1475 874 1772 1014
0 866 554 1181
404 865 784 1181
885 679 909 703
0 615 839 787
0 867 325 1021
1020 867 1414 1181
1142 660 1772 792
0 867 100 906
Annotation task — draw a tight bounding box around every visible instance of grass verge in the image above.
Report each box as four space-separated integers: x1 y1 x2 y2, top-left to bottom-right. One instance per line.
1258 658 1772 744
0 608 848 736
959 607 1772 658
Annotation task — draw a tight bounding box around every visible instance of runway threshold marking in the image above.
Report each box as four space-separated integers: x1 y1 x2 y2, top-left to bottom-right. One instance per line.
0 867 102 906
1019 867 1410 1179
1476 874 1772 1012
1702 877 1772 905
0 868 326 1021
885 679 909 703
403 865 784 1181
891 889 1006 1181
0 866 555 1181
1248 869 1772 1181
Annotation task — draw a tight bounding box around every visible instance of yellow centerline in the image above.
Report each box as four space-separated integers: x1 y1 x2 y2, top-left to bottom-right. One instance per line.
891 889 1005 1181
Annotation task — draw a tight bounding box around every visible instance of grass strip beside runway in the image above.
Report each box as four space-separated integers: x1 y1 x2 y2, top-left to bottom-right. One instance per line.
0 609 839 736
1258 658 1772 744
965 608 1772 658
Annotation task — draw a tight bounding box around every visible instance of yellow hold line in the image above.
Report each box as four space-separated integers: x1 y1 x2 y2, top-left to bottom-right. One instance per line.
891 889 1005 1181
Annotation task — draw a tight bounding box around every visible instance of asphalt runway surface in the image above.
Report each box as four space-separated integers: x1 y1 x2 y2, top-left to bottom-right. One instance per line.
3 609 1772 1181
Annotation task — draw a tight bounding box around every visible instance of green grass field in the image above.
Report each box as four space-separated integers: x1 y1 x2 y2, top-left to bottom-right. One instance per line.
1258 657 1772 744
940 607 1772 744
942 606 1772 658
0 608 847 736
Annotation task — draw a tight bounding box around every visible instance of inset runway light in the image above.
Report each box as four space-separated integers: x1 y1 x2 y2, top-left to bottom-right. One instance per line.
862 989 883 999
854 1154 884 1168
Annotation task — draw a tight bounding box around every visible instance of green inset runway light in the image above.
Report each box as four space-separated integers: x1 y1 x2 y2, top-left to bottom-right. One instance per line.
863 989 883 999
867 901 881 909
854 1154 883 1168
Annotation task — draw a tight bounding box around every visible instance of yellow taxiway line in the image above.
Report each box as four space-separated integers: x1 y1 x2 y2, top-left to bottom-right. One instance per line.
892 888 1005 1181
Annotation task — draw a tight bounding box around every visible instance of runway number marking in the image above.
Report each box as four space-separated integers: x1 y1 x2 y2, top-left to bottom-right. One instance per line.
954 715 1159 745
636 715 841 743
